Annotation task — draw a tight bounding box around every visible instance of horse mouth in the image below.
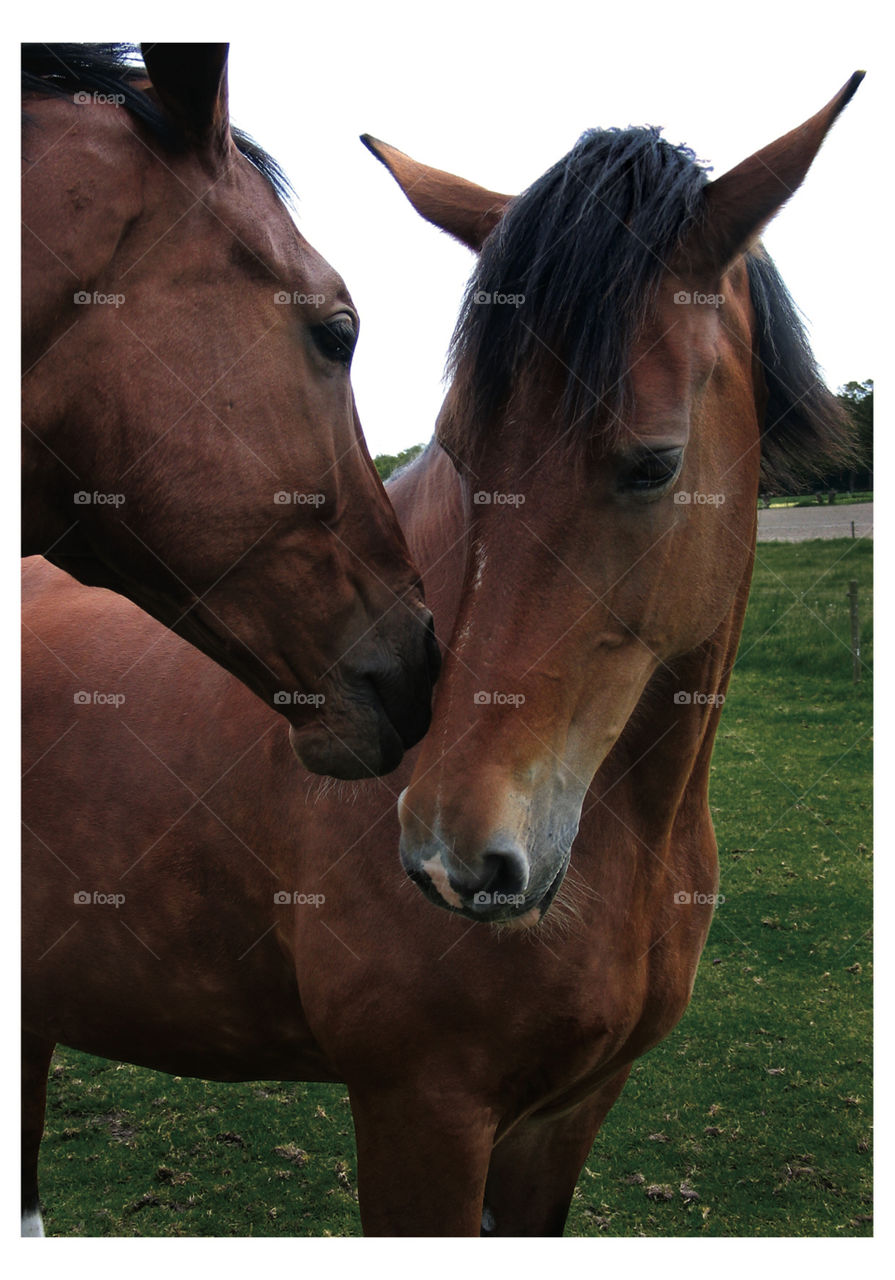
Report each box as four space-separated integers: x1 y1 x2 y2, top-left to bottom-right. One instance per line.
289 702 406 780
406 854 570 928
478 857 570 928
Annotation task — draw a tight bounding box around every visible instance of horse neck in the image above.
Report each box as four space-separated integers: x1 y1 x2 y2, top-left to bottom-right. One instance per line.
386 443 470 637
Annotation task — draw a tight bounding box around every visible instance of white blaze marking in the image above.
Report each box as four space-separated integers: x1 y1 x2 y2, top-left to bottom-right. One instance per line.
21 1208 45 1237
454 542 487 656
420 853 465 910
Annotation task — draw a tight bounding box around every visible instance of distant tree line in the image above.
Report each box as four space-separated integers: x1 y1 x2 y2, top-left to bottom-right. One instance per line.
373 444 426 482
824 380 873 493
764 379 873 500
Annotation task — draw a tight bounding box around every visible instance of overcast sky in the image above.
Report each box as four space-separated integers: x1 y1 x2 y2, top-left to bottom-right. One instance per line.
220 1 877 459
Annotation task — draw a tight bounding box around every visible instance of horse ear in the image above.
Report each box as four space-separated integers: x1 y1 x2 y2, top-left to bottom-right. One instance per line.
688 71 864 276
361 135 513 252
141 44 230 161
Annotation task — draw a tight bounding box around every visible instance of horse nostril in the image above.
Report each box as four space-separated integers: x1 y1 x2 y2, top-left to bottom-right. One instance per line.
474 847 529 903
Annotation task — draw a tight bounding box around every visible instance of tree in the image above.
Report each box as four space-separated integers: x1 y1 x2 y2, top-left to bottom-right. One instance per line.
837 380 873 491
373 443 426 482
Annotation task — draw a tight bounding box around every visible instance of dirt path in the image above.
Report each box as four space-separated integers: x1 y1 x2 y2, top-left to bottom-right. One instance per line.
757 502 873 542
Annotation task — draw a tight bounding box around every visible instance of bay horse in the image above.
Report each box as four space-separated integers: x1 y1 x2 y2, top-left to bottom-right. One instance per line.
22 43 439 779
22 75 862 1236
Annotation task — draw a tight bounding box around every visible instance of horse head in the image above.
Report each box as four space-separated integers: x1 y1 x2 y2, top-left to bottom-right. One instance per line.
22 44 440 779
365 74 862 920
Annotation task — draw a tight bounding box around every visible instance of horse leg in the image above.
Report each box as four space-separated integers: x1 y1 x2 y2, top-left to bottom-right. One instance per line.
22 1033 55 1237
349 1084 496 1236
481 1067 632 1237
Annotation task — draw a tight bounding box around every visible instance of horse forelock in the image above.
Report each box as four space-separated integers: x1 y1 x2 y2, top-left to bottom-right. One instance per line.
21 43 292 204
444 127 710 456
443 128 852 482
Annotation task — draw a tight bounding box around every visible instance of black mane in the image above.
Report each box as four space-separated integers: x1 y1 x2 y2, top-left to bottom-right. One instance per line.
746 249 854 488
446 127 708 442
445 126 852 485
21 43 292 203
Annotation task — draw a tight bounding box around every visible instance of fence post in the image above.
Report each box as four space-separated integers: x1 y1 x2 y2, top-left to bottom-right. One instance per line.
852 520 856 539
848 579 861 683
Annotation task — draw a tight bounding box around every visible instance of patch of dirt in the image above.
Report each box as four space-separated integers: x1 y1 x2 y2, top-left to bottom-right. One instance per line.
87 1111 136 1143
215 1131 246 1147
273 1143 308 1166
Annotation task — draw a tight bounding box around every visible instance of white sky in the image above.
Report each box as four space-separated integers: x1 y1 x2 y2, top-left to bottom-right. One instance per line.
10 3 880 460
219 2 878 459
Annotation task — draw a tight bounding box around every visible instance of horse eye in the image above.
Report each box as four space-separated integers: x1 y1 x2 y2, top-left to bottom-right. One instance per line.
312 314 357 366
618 447 684 497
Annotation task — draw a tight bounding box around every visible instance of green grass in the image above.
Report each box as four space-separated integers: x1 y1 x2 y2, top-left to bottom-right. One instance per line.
36 538 872 1237
40 1068 360 1236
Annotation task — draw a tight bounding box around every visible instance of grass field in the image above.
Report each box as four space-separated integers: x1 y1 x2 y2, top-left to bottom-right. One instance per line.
34 537 873 1237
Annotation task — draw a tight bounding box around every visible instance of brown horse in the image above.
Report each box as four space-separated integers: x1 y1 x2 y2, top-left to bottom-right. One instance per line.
22 75 861 1236
22 44 438 779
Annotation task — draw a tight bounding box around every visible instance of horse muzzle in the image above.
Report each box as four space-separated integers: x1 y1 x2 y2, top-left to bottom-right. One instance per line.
289 608 441 779
397 785 578 926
